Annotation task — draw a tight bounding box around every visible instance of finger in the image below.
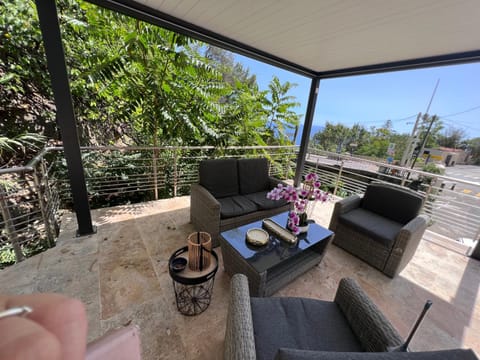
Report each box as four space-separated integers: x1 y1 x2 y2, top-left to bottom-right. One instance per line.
5 293 88 360
0 316 61 360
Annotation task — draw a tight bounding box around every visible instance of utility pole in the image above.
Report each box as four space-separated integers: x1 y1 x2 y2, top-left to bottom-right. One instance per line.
411 114 438 169
400 112 422 167
408 79 440 169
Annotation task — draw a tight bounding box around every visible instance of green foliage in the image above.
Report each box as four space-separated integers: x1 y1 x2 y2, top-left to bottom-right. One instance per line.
422 162 445 175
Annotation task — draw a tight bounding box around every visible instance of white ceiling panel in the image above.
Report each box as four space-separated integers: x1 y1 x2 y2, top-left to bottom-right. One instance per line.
132 0 480 75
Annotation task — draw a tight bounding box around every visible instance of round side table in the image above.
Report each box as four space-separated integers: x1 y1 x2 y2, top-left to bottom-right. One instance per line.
168 246 218 316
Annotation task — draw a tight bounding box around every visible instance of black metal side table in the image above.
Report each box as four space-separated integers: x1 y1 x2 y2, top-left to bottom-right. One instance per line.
168 246 218 316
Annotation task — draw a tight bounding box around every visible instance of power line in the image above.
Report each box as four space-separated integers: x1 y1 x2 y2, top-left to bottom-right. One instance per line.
439 105 480 118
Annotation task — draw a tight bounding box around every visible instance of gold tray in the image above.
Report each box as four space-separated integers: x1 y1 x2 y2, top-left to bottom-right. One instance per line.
262 218 297 244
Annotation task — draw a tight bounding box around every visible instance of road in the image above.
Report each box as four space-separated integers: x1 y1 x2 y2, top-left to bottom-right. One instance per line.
444 165 480 197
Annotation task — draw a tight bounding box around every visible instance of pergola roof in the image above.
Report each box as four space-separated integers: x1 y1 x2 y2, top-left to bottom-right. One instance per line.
92 0 480 77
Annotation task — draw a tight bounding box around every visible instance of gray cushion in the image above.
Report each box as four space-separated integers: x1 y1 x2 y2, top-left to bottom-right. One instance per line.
251 297 362 360
218 195 258 219
339 208 403 247
238 158 270 195
361 183 423 224
245 191 288 210
199 159 238 198
274 349 478 360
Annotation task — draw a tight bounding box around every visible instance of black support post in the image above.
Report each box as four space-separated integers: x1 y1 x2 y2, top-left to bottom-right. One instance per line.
294 77 321 186
35 0 95 236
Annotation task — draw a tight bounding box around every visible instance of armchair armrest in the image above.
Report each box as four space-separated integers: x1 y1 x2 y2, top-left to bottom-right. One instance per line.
334 278 402 352
224 274 256 360
384 214 429 277
190 183 222 245
329 195 362 232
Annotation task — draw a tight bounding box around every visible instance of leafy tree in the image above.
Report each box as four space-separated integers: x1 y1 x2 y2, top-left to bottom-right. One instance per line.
0 0 55 138
437 126 466 148
264 76 301 145
311 122 358 152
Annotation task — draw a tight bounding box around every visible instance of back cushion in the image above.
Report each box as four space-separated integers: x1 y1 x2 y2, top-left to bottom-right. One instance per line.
361 183 423 224
237 158 270 195
199 159 238 198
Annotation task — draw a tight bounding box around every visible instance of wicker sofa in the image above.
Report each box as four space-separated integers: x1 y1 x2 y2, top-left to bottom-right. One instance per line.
329 182 429 278
224 274 478 360
190 158 290 247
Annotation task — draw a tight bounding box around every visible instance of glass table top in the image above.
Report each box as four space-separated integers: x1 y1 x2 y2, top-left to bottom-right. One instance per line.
220 212 334 273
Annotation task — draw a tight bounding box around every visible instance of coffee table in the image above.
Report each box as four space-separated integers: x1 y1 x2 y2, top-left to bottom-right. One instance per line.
219 212 334 297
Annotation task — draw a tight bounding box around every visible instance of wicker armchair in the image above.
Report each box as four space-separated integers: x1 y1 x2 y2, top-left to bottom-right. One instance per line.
329 182 429 278
224 274 403 360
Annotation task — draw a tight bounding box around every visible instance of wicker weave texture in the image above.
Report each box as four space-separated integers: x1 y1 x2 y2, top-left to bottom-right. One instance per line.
224 274 256 360
335 278 403 352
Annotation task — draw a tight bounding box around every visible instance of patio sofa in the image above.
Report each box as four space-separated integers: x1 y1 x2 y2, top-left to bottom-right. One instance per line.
329 182 429 278
224 274 478 360
190 158 290 247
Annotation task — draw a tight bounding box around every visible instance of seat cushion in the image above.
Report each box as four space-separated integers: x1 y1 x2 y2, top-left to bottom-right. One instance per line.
274 349 479 360
238 158 270 195
218 195 258 219
339 208 403 248
199 159 238 198
251 297 362 360
245 191 288 210
361 183 423 224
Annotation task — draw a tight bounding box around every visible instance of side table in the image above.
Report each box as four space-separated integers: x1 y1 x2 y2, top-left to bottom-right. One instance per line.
168 246 218 316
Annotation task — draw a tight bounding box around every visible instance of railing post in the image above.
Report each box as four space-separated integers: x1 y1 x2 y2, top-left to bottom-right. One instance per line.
0 184 24 262
333 160 344 196
173 149 178 197
32 166 55 247
40 159 59 235
153 148 159 200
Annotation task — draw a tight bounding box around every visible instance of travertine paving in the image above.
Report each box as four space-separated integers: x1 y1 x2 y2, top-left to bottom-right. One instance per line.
1 196 479 359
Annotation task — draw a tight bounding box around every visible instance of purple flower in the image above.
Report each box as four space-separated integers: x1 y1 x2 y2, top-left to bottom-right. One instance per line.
265 172 330 234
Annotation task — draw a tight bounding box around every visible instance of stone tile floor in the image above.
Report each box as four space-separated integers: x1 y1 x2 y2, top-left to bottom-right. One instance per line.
0 196 479 359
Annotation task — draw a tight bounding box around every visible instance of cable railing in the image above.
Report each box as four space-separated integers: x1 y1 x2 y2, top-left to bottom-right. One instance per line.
1 145 478 267
302 149 480 243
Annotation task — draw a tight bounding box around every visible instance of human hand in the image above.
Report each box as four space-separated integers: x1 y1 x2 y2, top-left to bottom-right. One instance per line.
0 293 87 360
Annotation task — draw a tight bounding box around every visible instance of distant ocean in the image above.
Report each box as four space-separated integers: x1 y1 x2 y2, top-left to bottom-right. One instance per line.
294 124 324 145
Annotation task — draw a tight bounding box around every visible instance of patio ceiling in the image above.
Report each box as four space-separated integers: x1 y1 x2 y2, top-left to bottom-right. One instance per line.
89 0 480 78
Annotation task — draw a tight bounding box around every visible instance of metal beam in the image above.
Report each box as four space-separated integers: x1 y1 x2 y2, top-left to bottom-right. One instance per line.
34 0 95 236
294 77 320 187
317 50 480 79
84 0 317 78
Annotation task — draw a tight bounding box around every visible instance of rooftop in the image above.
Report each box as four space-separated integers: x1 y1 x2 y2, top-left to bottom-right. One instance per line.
1 196 479 359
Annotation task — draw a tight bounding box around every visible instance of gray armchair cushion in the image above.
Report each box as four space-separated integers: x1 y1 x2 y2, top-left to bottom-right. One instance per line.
274 349 479 360
251 297 362 360
238 158 270 195
339 208 403 248
245 191 288 210
361 183 423 224
218 195 258 219
199 159 239 198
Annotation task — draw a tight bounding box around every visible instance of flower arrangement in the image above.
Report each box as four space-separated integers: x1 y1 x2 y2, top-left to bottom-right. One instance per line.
266 173 329 234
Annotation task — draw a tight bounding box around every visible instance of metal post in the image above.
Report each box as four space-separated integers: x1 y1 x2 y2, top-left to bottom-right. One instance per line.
173 149 178 197
34 0 94 236
333 160 344 196
32 166 55 247
0 185 24 262
294 77 320 186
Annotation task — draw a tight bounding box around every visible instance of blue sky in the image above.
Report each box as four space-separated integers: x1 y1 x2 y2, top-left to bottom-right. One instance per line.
235 55 480 140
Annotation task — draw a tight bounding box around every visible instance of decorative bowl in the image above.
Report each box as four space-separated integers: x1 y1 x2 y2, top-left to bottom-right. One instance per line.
171 257 187 272
246 228 269 246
